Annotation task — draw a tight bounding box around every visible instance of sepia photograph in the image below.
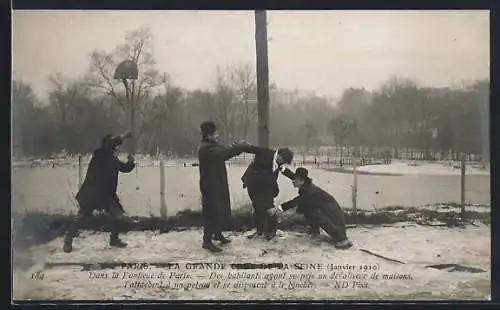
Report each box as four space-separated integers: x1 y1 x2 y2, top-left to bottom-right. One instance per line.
11 10 490 301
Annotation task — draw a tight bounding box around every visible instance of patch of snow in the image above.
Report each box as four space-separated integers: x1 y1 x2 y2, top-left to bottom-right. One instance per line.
13 224 490 301
351 162 490 176
420 204 490 213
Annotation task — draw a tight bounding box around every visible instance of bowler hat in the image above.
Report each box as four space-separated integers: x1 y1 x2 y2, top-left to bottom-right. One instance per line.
294 167 309 180
101 134 122 149
277 148 294 164
200 121 217 137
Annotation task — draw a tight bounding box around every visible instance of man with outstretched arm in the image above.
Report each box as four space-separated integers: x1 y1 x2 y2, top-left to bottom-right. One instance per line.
63 132 135 253
198 121 253 253
241 146 294 241
270 167 353 249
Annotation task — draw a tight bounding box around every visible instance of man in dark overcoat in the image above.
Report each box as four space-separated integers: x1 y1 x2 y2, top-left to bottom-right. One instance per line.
63 132 135 253
198 121 251 252
273 167 353 249
241 146 294 240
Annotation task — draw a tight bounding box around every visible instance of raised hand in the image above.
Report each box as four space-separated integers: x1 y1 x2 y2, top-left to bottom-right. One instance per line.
267 205 283 218
239 140 251 146
122 131 133 139
232 140 251 148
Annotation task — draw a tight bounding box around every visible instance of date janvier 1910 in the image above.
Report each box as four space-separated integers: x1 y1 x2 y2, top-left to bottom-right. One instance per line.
116 262 380 271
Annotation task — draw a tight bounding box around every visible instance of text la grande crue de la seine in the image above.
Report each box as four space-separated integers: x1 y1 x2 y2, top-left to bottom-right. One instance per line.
118 262 380 271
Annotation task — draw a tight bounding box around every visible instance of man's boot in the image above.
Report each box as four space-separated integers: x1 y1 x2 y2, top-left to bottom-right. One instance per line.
334 239 353 249
63 235 73 253
202 241 223 252
264 216 278 241
213 233 231 244
307 226 321 245
110 233 128 248
264 230 277 241
247 230 263 239
307 226 321 237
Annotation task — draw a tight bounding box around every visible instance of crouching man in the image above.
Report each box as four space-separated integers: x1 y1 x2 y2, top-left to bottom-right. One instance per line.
270 167 353 249
63 132 135 253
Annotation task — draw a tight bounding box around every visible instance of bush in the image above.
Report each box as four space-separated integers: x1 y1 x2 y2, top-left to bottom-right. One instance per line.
12 203 490 251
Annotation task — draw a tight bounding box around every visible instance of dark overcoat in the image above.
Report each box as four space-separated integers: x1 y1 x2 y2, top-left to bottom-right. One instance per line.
198 139 248 230
75 147 135 213
241 146 283 209
281 180 347 230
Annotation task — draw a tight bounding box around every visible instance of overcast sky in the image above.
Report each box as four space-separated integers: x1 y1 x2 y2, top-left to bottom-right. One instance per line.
13 10 489 99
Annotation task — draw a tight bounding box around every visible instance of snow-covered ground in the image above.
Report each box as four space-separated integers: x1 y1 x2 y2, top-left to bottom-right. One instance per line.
13 223 490 301
343 161 490 176
418 204 490 213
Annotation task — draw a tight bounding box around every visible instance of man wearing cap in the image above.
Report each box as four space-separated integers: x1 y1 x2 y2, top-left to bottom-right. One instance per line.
63 132 135 253
198 121 252 252
241 146 294 240
271 167 353 249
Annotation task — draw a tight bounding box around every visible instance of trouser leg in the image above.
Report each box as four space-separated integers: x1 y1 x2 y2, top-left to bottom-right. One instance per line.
202 197 221 244
200 195 224 252
317 216 347 243
248 186 277 237
64 208 92 244
253 201 276 236
316 203 348 242
253 204 266 234
253 210 262 235
303 212 320 235
106 197 132 243
108 207 123 242
264 211 277 235
254 212 262 234
248 188 265 234
202 202 213 243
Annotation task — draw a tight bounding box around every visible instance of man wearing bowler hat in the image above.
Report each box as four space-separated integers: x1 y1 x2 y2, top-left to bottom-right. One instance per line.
63 132 135 253
241 146 295 241
198 121 252 252
270 167 353 249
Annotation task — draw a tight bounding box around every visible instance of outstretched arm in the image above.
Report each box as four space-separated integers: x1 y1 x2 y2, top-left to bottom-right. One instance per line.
281 167 295 180
115 155 135 173
207 143 249 161
240 144 272 156
280 196 301 211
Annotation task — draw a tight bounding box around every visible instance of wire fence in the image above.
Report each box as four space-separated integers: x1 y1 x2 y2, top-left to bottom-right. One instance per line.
12 146 490 218
14 145 488 169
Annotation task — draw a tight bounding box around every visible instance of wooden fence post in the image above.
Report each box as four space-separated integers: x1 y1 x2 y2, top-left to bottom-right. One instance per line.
78 155 83 189
160 156 167 219
352 147 358 211
460 153 466 218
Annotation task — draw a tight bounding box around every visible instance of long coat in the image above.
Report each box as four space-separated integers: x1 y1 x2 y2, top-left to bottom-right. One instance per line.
281 180 347 232
198 139 248 230
75 147 135 213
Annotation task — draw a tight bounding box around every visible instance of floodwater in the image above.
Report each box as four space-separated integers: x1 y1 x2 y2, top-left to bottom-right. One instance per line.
11 165 490 216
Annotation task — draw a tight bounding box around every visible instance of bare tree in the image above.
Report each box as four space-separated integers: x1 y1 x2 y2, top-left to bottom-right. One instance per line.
84 27 164 150
47 74 120 154
48 74 91 154
213 65 238 145
228 63 257 141
12 80 40 157
211 63 258 145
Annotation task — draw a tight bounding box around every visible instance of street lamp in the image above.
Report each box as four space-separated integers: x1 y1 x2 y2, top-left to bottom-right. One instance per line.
114 60 139 154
